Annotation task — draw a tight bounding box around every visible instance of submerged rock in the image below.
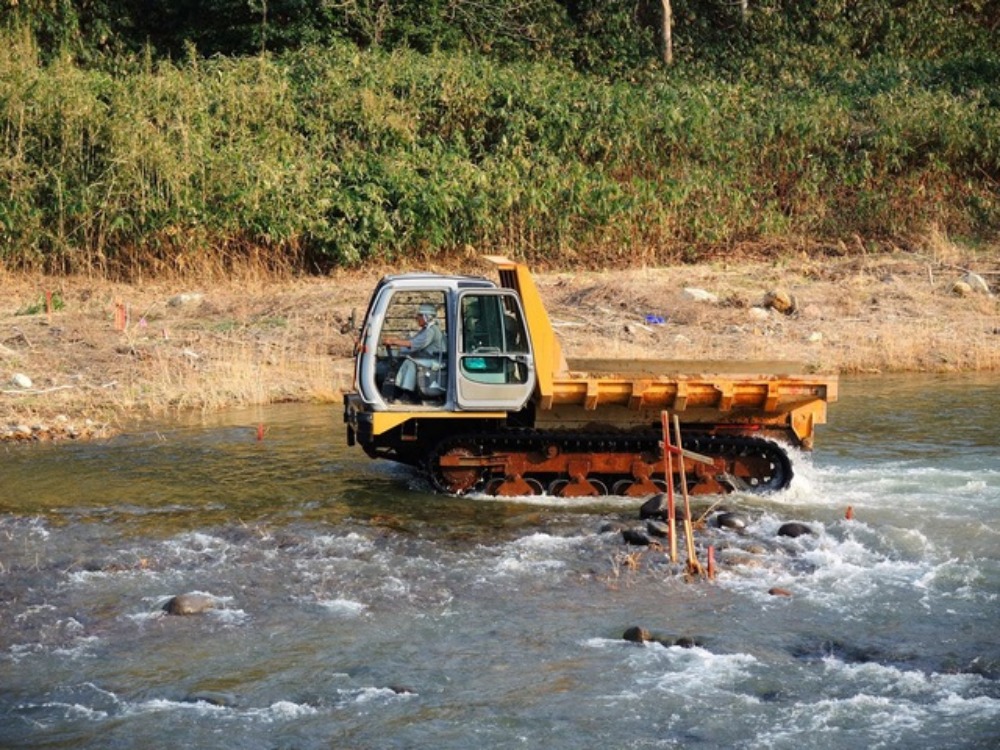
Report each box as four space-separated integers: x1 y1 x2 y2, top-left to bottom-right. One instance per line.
163 592 217 616
598 521 629 535
185 691 238 707
639 493 669 520
622 529 653 546
646 520 671 538
716 512 749 531
673 636 702 649
777 522 814 538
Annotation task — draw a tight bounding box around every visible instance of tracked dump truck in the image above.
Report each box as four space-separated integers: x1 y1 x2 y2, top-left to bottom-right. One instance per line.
344 257 837 497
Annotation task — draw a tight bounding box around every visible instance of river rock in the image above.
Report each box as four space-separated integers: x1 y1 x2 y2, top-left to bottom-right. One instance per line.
646 520 671 538
769 587 794 597
599 521 629 534
777 522 814 538
622 529 653 546
716 512 749 531
623 626 652 643
673 636 701 649
639 493 669 520
163 592 217 615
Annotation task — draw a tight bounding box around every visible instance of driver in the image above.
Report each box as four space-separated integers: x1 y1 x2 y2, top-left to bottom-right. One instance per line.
382 303 444 403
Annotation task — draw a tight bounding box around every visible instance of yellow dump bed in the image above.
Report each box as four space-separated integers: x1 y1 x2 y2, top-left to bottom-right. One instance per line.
537 359 837 449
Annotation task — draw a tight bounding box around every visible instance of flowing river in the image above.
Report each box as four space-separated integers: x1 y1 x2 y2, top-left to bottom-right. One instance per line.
2 375 998 749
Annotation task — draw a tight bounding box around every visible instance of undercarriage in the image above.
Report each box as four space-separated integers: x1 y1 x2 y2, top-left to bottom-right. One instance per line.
424 429 793 497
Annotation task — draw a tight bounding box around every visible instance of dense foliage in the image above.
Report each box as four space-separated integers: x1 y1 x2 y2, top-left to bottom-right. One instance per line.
1 2 998 274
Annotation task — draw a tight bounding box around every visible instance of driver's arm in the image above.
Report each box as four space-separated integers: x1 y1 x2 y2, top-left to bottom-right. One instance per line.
383 334 410 348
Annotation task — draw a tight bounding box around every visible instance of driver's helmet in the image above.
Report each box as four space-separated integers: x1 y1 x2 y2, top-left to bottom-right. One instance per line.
418 303 437 321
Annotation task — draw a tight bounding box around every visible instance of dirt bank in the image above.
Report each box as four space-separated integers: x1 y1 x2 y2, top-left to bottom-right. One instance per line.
2 251 997 441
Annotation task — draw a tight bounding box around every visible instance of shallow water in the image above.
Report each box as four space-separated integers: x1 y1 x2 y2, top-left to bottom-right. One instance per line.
1 374 998 749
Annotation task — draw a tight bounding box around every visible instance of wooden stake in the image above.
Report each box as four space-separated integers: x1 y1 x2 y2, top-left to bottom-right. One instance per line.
662 411 678 564
673 414 704 576
114 301 127 331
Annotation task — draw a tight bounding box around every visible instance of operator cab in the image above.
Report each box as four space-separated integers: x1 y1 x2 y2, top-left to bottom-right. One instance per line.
353 274 537 412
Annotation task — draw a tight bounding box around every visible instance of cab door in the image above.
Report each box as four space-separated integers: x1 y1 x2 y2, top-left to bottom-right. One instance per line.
455 290 536 410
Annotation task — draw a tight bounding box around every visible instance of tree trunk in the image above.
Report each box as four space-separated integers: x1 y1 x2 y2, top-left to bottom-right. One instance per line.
660 0 672 65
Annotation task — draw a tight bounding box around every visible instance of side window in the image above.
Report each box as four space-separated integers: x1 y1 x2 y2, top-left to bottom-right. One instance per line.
375 291 448 401
380 291 447 354
459 293 529 385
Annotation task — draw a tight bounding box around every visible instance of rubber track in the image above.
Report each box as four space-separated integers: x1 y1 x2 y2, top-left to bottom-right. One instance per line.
426 429 793 495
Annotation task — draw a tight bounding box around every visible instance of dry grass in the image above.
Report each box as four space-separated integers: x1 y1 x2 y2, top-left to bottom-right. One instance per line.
2 244 998 438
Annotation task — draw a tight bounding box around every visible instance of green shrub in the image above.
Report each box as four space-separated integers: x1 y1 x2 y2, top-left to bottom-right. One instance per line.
1 30 996 275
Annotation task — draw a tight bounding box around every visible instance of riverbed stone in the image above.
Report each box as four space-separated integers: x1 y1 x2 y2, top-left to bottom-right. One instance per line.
777 522 814 538
623 626 652 643
622 529 653 546
185 691 238 707
639 493 669 520
646 520 671 538
716 512 749 531
163 592 217 615
599 521 629 534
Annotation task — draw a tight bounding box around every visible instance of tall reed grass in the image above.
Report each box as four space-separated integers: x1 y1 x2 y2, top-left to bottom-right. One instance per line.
1 28 997 277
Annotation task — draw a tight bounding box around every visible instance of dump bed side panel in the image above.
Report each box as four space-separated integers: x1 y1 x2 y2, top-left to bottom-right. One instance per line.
539 371 837 448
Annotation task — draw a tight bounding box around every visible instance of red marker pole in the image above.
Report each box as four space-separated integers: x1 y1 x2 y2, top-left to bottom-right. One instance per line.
256 423 265 441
